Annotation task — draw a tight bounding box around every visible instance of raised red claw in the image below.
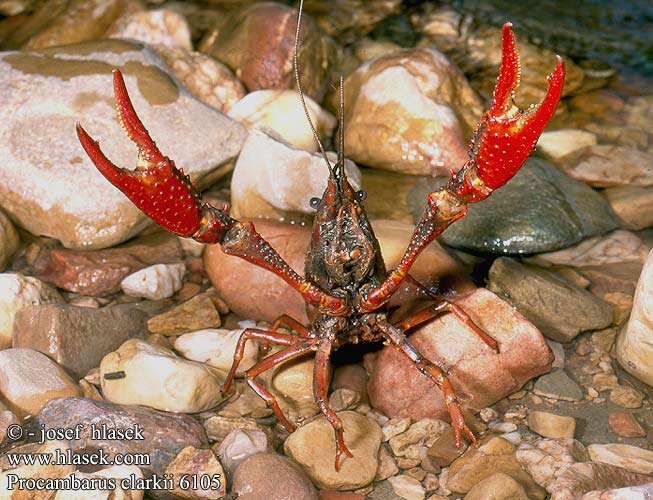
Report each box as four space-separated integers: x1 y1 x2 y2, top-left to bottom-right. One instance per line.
469 22 565 192
76 70 204 238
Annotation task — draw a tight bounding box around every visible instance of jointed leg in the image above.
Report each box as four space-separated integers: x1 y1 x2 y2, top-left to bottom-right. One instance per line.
243 341 318 432
394 299 499 352
378 319 476 447
221 328 307 394
313 341 352 471
269 314 310 336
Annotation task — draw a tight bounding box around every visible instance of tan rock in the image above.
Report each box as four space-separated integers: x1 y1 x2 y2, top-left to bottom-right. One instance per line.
382 418 412 442
100 339 225 413
230 129 361 219
447 436 546 499
108 9 192 49
588 444 653 475
463 472 529 500
0 273 63 349
174 327 257 374
155 44 245 114
202 414 276 446
216 428 268 476
389 419 449 459
0 40 246 249
343 48 482 176
0 210 18 272
0 440 76 499
0 400 18 445
271 355 319 424
228 90 336 153
604 186 653 231
562 145 653 188
367 289 553 420
528 411 576 439
375 445 399 481
426 426 470 467
609 385 645 409
536 129 597 162
616 248 653 385
148 293 222 335
283 411 382 490
388 474 426 500
532 230 648 267
0 348 81 418
53 466 143 500
165 446 226 499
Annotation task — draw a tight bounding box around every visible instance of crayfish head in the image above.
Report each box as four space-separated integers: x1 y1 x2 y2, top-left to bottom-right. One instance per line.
305 161 384 294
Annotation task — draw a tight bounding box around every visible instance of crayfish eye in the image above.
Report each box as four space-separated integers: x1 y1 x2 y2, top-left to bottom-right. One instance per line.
309 197 320 209
357 190 367 201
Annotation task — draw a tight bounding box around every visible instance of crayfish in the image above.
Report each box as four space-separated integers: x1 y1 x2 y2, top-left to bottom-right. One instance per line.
76 4 565 471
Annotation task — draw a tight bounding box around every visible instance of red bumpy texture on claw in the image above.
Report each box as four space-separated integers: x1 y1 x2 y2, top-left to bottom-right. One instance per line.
455 22 565 200
76 70 206 238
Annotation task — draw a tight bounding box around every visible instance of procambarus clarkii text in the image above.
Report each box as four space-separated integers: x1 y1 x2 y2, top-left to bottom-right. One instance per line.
76 4 565 471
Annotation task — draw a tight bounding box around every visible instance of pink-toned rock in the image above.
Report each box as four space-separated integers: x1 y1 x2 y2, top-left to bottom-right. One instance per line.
204 219 473 324
198 2 338 101
550 462 653 500
343 48 482 176
366 288 552 419
608 411 646 438
562 145 653 188
32 231 183 296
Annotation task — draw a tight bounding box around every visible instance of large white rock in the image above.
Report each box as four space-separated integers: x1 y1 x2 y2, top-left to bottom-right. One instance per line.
616 248 653 385
230 129 362 219
173 327 258 374
100 339 226 413
228 89 336 153
0 273 63 349
0 40 247 249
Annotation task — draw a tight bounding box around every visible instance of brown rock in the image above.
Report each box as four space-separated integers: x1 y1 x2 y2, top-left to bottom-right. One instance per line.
199 2 339 101
203 415 278 447
427 426 469 467
604 186 653 231
0 209 19 271
216 428 268 476
487 257 613 342
147 292 221 335
550 462 653 500
366 288 552 420
25 397 208 479
447 437 546 499
319 492 365 500
0 348 82 419
0 400 19 445
204 219 472 324
608 411 646 438
562 145 653 188
527 411 576 439
32 231 183 296
165 446 226 499
343 48 482 176
588 444 653 475
13 302 148 378
463 472 529 500
232 452 318 500
6 0 143 49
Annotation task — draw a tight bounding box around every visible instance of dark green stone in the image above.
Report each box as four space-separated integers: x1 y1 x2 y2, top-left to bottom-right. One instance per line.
410 158 619 254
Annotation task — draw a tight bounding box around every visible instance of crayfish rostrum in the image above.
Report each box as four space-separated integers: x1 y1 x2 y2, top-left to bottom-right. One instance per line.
77 6 565 471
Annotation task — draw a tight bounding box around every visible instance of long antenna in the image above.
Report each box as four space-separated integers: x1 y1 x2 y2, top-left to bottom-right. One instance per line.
294 0 334 174
337 74 345 179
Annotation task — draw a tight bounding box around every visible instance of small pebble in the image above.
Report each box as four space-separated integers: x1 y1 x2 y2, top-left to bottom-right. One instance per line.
388 474 426 500
121 263 186 300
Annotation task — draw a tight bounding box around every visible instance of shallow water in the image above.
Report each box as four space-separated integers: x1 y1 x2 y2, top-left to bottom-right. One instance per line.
458 0 653 78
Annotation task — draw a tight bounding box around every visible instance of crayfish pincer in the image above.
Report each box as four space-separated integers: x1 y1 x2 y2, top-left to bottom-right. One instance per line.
77 11 564 471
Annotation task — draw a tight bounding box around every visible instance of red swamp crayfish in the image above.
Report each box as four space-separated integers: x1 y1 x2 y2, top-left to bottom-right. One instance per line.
76 11 565 471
